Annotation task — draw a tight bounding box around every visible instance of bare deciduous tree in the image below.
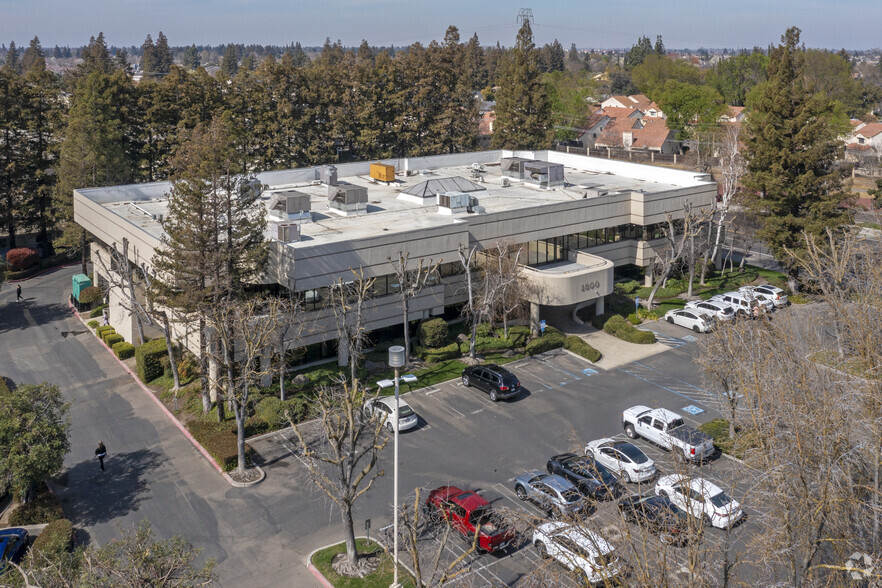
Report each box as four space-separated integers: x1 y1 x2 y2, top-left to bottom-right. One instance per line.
388 252 439 365
703 123 746 285
645 202 710 308
328 268 375 386
288 381 387 571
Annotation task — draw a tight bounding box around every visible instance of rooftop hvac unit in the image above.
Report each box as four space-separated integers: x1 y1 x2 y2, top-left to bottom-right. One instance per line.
269 190 312 221
320 165 338 185
277 223 301 242
328 182 368 216
436 191 473 215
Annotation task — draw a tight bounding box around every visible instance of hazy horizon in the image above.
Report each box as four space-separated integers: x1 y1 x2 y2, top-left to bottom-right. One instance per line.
1 0 880 51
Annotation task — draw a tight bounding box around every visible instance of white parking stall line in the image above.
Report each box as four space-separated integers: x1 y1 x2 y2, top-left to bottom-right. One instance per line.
535 356 583 381
507 365 553 389
638 327 688 348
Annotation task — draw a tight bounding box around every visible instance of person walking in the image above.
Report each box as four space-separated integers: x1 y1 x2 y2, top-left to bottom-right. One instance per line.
16 284 22 301
95 441 107 471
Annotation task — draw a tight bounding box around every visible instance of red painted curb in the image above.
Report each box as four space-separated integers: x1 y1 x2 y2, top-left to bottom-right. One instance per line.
69 301 225 477
307 562 335 588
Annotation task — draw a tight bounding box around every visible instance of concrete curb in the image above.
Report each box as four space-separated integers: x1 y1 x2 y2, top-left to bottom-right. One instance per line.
68 300 231 481
223 465 266 487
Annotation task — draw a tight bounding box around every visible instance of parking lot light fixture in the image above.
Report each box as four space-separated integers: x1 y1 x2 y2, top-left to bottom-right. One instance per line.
388 345 406 588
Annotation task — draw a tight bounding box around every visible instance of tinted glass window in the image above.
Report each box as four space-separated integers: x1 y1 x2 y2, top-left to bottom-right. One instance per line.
398 405 415 418
709 491 733 508
616 443 648 464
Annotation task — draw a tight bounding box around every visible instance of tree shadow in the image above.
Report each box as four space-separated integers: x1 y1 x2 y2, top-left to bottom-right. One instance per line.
57 449 162 527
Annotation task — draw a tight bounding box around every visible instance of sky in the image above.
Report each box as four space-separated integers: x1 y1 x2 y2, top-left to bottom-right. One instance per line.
0 0 880 51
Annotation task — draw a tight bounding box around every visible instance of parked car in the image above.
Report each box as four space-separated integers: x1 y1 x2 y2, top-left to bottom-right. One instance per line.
0 527 28 574
461 364 521 401
425 486 516 553
546 453 622 500
739 286 778 311
584 438 656 483
663 309 714 333
684 300 735 322
622 406 715 462
532 521 629 585
711 291 773 315
514 470 591 519
363 396 419 432
655 474 744 529
617 494 693 546
752 284 789 307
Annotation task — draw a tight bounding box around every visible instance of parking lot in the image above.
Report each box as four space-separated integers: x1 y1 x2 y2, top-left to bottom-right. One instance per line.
252 317 762 586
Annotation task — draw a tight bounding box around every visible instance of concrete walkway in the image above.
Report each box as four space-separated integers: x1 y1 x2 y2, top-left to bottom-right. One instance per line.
0 267 321 587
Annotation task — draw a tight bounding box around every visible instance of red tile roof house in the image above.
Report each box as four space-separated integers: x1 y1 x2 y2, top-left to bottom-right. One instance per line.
584 107 680 155
845 122 882 164
576 107 643 149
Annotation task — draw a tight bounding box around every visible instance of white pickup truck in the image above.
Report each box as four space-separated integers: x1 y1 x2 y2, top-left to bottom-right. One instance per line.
622 406 715 462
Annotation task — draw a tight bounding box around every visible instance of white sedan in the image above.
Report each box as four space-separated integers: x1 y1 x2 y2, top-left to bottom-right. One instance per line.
664 309 714 333
585 438 656 483
363 397 419 432
532 521 628 585
655 474 744 529
684 300 735 322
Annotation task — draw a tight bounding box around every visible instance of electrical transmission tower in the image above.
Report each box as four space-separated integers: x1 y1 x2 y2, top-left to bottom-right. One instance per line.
517 8 533 25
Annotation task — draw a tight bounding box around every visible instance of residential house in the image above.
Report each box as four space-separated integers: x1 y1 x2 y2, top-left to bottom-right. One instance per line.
846 122 882 163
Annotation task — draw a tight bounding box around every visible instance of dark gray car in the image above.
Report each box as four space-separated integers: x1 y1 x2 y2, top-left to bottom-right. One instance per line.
461 364 521 401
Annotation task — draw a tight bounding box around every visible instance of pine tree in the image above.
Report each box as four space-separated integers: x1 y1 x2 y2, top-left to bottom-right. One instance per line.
54 69 135 269
4 40 20 74
154 32 173 73
151 117 267 415
21 37 45 75
491 20 553 150
548 39 565 72
182 44 200 70
220 44 239 77
140 34 156 75
743 27 852 289
624 35 653 71
0 67 26 248
654 35 666 56
80 33 113 75
464 33 486 91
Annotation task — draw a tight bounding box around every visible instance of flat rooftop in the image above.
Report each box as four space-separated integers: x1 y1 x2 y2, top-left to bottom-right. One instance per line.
75 150 714 247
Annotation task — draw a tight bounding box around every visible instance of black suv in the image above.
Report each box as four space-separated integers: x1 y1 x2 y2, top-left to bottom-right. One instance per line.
461 364 521 401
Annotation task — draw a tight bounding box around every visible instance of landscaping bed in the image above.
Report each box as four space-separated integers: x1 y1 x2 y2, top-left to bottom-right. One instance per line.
699 418 760 461
311 538 416 588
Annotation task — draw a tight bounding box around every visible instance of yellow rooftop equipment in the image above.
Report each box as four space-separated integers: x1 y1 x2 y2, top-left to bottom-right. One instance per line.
370 163 395 182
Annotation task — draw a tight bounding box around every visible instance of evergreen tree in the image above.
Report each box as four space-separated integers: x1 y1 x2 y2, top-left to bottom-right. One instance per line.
0 67 26 248
151 117 267 416
624 35 653 70
21 36 45 75
464 33 486 91
220 44 239 77
114 48 132 73
154 32 173 73
548 39 565 72
743 27 852 289
52 45 62 59
140 34 156 75
54 69 135 269
182 44 200 70
491 20 553 150
4 40 20 74
80 33 114 75
654 35 666 56
291 41 308 67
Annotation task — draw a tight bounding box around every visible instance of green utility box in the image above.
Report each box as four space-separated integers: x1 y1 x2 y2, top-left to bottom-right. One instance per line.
72 274 92 302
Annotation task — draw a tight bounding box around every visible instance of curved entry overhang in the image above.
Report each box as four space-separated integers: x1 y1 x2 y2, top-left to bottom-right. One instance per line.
520 252 614 306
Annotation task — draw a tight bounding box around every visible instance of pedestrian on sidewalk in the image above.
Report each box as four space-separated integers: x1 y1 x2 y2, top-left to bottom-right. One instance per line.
16 284 22 301
95 441 107 471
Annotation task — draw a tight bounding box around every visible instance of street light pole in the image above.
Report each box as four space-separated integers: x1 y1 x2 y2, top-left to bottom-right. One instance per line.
387 345 405 588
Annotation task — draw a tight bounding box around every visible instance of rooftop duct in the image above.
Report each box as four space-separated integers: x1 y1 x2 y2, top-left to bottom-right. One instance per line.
320 165 338 185
268 190 312 221
327 182 368 216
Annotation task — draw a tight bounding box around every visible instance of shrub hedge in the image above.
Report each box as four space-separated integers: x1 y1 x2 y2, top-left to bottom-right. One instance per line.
459 336 517 355
95 325 114 338
32 518 74 556
563 335 601 362
526 330 566 355
627 313 640 325
475 322 494 338
87 320 99 329
603 315 657 344
104 333 124 347
186 419 253 472
113 341 135 360
417 342 461 363
9 491 65 525
614 280 641 295
136 338 167 383
78 285 103 304
0 375 9 394
418 318 449 348
5 247 38 271
89 304 108 318
5 268 35 280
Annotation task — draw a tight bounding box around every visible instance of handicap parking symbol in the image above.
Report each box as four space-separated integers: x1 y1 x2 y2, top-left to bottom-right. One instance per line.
581 368 598 376
682 404 704 415
682 335 698 342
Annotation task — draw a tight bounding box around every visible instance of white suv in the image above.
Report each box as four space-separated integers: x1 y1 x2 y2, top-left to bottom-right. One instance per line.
711 291 773 315
655 475 744 529
684 300 735 322
752 284 788 307
533 522 629 584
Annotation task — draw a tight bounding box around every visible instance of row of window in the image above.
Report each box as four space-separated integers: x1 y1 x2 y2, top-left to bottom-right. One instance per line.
526 223 668 267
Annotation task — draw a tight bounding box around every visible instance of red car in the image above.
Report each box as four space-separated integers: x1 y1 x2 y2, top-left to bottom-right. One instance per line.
425 486 516 553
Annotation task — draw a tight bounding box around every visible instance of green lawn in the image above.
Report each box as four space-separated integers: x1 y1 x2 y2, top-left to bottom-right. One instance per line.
311 538 416 588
